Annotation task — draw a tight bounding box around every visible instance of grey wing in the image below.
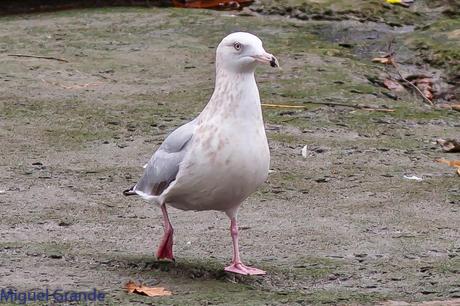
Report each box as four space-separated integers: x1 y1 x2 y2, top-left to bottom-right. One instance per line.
133 119 197 196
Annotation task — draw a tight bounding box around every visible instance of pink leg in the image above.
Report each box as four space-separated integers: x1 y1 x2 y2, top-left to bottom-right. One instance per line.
224 217 266 275
156 205 174 261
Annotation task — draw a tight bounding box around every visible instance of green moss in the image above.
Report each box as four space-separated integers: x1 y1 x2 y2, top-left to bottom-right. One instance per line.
434 258 460 274
269 132 299 144
405 18 460 77
141 282 305 306
290 256 345 279
0 241 25 250
305 290 386 305
391 105 458 121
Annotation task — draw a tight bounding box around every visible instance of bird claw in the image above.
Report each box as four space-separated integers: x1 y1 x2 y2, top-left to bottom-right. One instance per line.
156 255 175 262
224 262 266 275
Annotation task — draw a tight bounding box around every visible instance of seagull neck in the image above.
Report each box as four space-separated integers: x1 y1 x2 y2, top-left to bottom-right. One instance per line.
201 69 262 121
212 69 259 105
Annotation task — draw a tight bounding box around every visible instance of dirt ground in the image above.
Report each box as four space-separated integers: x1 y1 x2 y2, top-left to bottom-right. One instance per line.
0 4 459 305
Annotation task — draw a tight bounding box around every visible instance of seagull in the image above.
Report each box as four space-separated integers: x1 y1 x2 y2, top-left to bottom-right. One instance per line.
124 32 279 275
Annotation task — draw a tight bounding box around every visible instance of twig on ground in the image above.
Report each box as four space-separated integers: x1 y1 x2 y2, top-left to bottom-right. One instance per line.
377 37 434 106
391 62 434 106
8 54 69 63
262 102 395 112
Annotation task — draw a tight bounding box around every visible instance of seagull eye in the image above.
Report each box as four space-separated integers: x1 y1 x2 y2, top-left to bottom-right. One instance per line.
233 42 242 51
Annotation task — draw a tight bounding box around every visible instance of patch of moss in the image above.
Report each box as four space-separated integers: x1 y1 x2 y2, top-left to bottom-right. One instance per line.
305 289 386 305
269 132 299 144
291 256 345 279
433 258 460 274
405 18 460 77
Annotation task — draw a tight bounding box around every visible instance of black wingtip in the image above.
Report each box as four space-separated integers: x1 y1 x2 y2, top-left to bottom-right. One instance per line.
123 186 136 196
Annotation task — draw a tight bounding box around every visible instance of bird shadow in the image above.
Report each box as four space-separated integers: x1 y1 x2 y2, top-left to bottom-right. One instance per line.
100 254 268 285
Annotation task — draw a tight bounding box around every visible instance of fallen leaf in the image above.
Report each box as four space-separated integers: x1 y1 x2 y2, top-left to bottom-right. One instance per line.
124 280 172 297
125 280 137 294
436 139 460 153
436 158 460 168
383 78 405 92
372 55 394 65
405 75 434 101
414 78 433 100
438 103 460 112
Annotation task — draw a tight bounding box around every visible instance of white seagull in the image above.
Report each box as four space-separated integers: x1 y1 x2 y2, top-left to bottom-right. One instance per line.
124 32 279 275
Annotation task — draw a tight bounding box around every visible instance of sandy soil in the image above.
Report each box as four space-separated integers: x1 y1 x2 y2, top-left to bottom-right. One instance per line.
0 6 459 305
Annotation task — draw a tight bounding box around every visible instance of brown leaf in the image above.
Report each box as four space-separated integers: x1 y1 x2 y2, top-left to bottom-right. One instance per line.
372 55 394 65
414 78 433 100
124 281 172 297
436 158 460 168
124 280 137 294
406 75 434 101
383 78 405 91
436 103 460 112
436 139 460 153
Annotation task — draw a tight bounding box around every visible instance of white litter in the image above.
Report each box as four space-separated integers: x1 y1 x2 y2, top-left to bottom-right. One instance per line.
301 145 308 158
403 175 423 181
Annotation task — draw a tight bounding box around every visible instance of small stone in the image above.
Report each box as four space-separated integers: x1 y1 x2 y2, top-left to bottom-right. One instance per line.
58 221 72 227
315 177 330 183
48 253 63 259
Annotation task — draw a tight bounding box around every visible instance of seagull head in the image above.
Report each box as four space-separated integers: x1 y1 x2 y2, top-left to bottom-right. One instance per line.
216 32 279 73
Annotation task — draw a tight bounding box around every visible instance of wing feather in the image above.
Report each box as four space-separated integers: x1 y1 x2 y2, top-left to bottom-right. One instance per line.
133 119 196 196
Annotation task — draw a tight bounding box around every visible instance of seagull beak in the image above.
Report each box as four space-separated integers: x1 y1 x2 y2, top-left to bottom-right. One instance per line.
252 52 279 68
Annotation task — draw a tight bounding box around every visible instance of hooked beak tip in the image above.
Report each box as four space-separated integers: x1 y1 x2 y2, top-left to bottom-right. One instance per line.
270 56 279 68
253 53 280 68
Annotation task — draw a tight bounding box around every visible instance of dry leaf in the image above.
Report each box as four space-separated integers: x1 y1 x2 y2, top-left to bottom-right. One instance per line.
436 139 460 153
414 78 433 100
383 78 405 92
436 158 460 168
405 75 434 101
436 103 460 111
124 280 137 293
124 280 172 297
372 55 394 65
